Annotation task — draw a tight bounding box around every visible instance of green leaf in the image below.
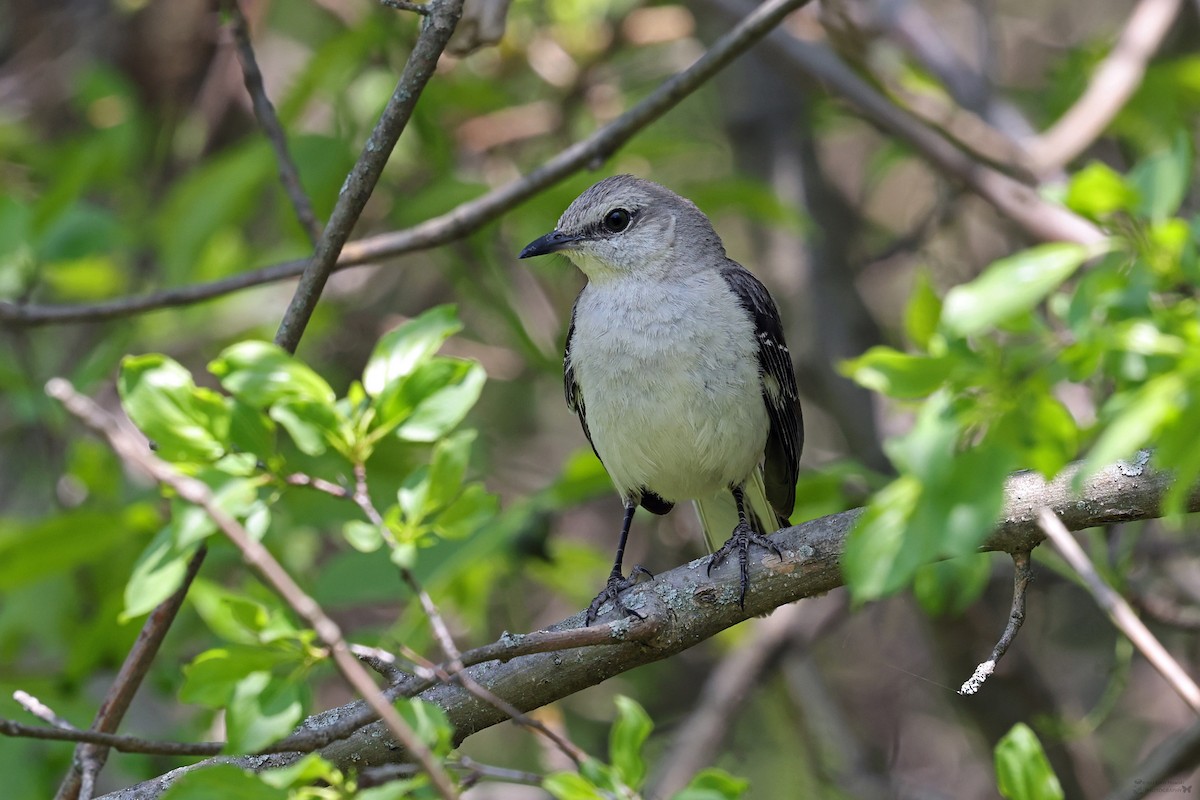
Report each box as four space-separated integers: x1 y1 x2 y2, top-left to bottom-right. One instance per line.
209 341 336 408
122 525 198 621
160 764 287 800
118 354 229 462
842 347 952 399
426 430 476 512
1064 162 1139 218
433 483 498 540
179 645 300 707
1083 373 1183 478
914 555 993 616
228 400 277 462
905 269 943 349
842 476 921 600
269 398 351 457
363 304 462 396
994 723 1064 800
225 670 306 753
189 579 298 644
673 768 750 800
0 506 154 591
396 698 454 758
544 771 606 800
343 520 384 553
259 753 340 789
1129 130 1193 221
610 695 652 789
395 361 486 442
941 244 1092 337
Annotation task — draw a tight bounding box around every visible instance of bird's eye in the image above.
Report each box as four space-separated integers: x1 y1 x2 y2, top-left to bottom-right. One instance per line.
603 208 632 233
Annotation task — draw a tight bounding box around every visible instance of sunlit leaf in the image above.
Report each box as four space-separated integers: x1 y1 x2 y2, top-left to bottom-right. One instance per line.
225 670 306 753
119 354 229 462
209 341 336 408
363 304 462 396
995 723 1064 800
160 765 287 800
610 695 652 789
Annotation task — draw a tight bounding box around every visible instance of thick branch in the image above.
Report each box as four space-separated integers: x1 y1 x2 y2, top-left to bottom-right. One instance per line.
99 457 1200 799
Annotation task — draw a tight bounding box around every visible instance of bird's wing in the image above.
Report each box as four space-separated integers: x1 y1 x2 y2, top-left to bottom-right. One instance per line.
720 264 803 522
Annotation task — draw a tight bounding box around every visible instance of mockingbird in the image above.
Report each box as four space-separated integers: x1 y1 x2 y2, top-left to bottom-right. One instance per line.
519 175 803 623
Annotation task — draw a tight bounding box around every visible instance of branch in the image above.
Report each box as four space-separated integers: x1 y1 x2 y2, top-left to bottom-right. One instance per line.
1025 0 1183 176
274 0 465 352
223 0 323 244
98 456 1200 799
54 545 208 800
1038 507 1200 713
959 550 1033 695
45 379 459 800
0 0 811 329
700 0 1106 246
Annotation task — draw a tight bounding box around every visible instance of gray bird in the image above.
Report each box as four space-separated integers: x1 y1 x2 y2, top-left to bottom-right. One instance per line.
519 175 803 623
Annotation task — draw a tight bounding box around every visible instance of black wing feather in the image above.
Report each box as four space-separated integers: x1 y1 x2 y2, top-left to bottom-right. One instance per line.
719 265 803 522
564 296 674 516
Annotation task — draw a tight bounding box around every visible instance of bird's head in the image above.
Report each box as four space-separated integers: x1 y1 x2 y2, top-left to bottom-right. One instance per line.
518 174 724 282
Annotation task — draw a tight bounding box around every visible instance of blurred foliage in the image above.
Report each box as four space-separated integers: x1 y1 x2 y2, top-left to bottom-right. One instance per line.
0 0 1199 797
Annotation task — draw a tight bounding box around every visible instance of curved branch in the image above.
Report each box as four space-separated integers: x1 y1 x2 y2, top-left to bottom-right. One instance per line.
0 0 811 329
97 456 1200 799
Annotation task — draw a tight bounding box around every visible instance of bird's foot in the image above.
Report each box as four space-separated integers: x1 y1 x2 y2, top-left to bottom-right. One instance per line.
585 565 653 625
707 522 783 609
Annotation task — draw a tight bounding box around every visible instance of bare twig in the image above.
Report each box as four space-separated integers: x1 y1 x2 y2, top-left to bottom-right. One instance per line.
45 379 460 800
0 0 812 330
14 691 77 730
223 0 323 244
1038 507 1200 713
2 720 223 757
351 644 411 684
273 0 465 352
1026 0 1183 175
960 550 1034 695
55 545 208 800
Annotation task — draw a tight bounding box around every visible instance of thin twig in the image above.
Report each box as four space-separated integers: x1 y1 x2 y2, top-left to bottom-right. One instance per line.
274 0 466 352
223 0 323 244
351 644 411 684
1038 507 1200 713
45 378 460 800
960 550 1034 695
2 719 223 757
14 691 77 730
55 545 208 800
0 0 812 330
1026 0 1183 175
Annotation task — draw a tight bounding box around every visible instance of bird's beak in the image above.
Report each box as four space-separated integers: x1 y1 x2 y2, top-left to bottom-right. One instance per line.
518 229 581 259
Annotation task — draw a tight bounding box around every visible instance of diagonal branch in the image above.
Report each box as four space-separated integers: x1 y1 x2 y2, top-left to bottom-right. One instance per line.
223 0 323 244
97 457 1200 799
45 378 460 800
0 0 812 330
273 0 464 352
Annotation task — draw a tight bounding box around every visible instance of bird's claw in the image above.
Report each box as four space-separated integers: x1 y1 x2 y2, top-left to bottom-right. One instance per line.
585 565 653 625
707 522 783 608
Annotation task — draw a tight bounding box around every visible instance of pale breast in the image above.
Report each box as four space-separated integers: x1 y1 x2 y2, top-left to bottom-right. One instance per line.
570 273 769 501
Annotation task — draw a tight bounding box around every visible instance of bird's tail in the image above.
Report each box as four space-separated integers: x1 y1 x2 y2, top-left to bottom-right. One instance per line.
693 467 785 552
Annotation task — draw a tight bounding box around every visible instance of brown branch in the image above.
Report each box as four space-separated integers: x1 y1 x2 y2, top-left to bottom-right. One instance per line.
0 0 812 330
13 691 77 730
1038 507 1200 713
2 720 223 757
1026 0 1183 176
45 379 460 800
223 0 323 244
273 0 465 353
959 550 1034 695
97 457 1200 800
55 545 208 800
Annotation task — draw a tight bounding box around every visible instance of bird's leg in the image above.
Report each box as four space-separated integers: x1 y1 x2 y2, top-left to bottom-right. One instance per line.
585 500 652 625
707 486 784 608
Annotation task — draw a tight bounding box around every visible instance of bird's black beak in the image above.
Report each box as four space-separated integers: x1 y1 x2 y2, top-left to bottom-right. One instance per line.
518 230 580 259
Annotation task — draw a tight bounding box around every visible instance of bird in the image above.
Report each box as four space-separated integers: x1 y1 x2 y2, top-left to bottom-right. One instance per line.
518 174 803 624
